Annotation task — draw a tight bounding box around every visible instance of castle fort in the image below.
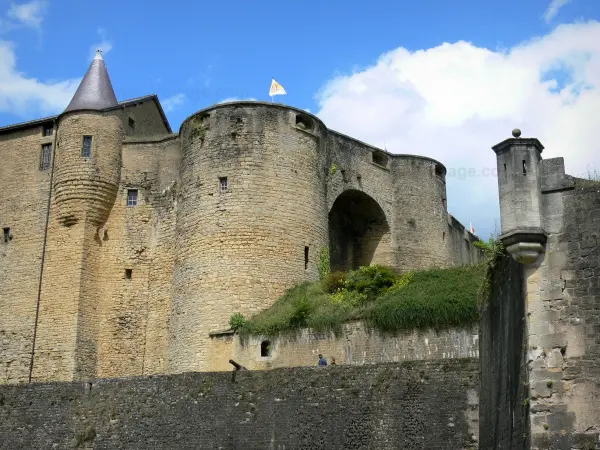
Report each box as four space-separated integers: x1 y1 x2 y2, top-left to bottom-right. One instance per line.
0 51 481 383
2 51 600 450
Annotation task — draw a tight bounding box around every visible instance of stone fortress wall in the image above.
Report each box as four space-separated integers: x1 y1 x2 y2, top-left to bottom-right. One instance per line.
208 321 479 372
0 360 480 450
0 97 483 385
480 130 600 449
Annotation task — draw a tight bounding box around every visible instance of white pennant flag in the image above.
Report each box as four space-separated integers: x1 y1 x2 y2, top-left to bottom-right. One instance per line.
269 78 287 97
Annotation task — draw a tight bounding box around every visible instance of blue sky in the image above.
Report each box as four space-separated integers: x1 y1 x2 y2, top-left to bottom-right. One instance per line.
1 0 599 238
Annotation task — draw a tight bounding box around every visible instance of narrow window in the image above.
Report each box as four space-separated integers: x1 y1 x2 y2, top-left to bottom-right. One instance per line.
3 227 10 243
128 117 135 132
39 144 52 171
42 124 53 137
81 136 92 157
522 160 527 175
504 163 507 181
442 231 446 241
125 269 132 280
260 340 272 357
304 246 309 270
219 177 228 193
127 189 138 207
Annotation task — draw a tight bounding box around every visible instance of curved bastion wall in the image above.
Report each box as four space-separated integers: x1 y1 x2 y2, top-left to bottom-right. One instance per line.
168 103 330 373
53 112 123 226
390 155 451 271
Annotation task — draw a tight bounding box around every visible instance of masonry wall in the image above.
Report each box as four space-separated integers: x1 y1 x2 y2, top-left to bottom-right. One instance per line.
90 135 180 379
447 215 486 266
479 253 529 450
209 321 479 371
326 131 483 273
0 123 55 383
523 177 600 449
109 99 170 138
1 100 484 385
0 360 480 450
169 104 329 373
326 132 395 269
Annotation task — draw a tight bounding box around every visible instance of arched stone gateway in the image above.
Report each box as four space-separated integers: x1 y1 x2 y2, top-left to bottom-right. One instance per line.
328 190 392 272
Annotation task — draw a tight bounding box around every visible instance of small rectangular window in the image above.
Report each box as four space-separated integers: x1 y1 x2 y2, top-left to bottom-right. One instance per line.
522 160 527 175
304 246 309 270
3 227 10 243
39 143 52 171
127 189 138 207
82 136 92 157
128 117 135 131
219 177 228 193
42 124 53 137
125 269 132 280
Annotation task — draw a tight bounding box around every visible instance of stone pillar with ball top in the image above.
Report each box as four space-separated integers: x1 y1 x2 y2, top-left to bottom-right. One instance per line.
492 129 547 264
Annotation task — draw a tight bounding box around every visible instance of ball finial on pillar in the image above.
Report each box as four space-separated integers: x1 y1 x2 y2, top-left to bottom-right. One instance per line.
512 128 521 138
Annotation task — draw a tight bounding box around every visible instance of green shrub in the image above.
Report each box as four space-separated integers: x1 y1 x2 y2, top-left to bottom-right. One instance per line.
241 263 485 337
343 265 398 301
323 271 346 293
330 290 367 308
474 234 504 257
366 264 485 332
229 312 246 331
318 247 331 280
289 294 313 328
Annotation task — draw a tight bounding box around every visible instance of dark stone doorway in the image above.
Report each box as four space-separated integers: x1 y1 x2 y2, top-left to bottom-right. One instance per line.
328 190 391 272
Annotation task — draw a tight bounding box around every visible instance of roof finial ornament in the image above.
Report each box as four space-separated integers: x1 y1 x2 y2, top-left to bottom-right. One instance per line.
512 128 521 138
94 49 103 60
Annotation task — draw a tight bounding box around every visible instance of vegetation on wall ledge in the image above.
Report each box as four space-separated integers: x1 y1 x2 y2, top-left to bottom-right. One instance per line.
232 263 486 339
576 169 600 188
474 233 507 306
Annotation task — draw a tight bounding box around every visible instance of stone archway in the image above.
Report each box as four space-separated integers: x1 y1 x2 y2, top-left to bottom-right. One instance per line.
328 190 392 272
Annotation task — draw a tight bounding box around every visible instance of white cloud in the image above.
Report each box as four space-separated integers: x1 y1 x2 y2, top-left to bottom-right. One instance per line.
0 40 79 118
89 28 112 61
6 0 47 29
543 0 572 23
162 93 187 112
315 21 600 238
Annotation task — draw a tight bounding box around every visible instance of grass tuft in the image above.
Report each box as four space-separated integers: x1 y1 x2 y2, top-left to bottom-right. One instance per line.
239 263 486 338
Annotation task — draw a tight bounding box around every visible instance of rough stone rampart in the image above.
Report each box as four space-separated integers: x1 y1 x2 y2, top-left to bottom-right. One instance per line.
208 321 479 372
0 360 479 450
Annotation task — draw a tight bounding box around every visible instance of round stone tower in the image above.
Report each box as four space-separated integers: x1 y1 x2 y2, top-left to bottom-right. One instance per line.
169 102 329 372
390 155 450 271
53 50 123 226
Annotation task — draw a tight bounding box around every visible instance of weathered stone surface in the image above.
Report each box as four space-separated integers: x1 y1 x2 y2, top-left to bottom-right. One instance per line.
210 321 479 371
1 100 483 384
0 360 479 450
489 136 600 448
479 253 529 450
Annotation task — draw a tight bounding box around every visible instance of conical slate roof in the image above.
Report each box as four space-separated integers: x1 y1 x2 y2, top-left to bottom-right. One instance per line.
64 50 118 113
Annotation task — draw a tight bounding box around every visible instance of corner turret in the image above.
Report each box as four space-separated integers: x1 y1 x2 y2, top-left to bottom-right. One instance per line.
492 129 547 264
53 49 123 226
